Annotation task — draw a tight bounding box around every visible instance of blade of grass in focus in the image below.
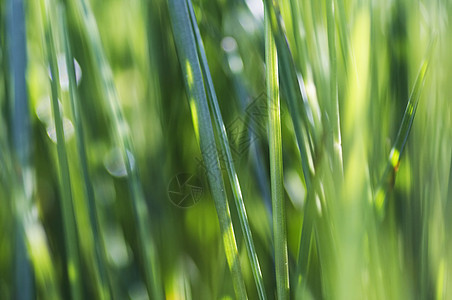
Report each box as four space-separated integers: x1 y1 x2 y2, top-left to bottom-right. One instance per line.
374 45 433 219
67 0 163 298
168 0 247 298
41 0 83 298
265 6 290 299
261 3 318 287
186 1 267 298
262 0 316 190
263 0 325 293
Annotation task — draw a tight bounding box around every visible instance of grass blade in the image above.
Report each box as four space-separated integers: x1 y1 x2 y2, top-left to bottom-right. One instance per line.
41 0 83 298
334 0 353 73
168 0 247 297
261 3 318 288
326 0 343 173
262 0 320 294
374 49 433 219
265 7 290 299
186 1 267 299
58 5 112 299
5 2 61 298
68 0 163 298
263 0 315 190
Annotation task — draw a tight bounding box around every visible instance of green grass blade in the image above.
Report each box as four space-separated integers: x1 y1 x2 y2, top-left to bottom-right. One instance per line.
58 6 112 299
186 1 266 299
264 0 324 292
24 221 61 300
262 0 315 191
168 0 247 298
265 7 290 299
334 0 352 73
5 2 61 298
326 0 343 173
68 0 163 298
41 0 83 298
374 46 433 219
296 190 317 291
263 0 320 294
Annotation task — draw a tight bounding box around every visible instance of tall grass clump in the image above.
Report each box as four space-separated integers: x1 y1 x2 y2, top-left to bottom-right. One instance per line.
0 0 451 299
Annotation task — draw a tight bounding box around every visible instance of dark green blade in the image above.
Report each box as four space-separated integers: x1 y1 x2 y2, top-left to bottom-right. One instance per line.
168 0 247 298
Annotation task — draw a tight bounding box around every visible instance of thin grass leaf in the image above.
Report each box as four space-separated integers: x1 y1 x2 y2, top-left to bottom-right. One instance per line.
265 7 290 299
67 0 163 298
334 0 353 73
261 4 318 288
287 0 308 77
262 0 316 191
374 46 433 219
262 1 323 295
168 0 247 298
58 6 112 299
186 1 266 299
296 191 316 291
40 4 114 298
326 0 343 174
5 3 62 298
41 0 83 298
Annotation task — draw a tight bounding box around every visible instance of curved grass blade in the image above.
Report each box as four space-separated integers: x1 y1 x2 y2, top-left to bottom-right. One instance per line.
58 6 112 299
41 0 83 298
186 1 266 299
265 7 290 299
168 0 247 298
67 0 163 298
374 45 433 219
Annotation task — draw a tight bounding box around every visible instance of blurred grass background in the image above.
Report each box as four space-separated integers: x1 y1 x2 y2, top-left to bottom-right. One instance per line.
0 0 451 299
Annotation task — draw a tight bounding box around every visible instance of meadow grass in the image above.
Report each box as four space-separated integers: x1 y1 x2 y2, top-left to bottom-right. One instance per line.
1 0 451 299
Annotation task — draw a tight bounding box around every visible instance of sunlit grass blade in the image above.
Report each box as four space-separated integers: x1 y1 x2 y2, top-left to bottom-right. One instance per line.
41 0 83 298
24 221 61 300
265 7 289 299
168 0 247 298
58 5 112 299
68 0 163 298
374 51 432 219
186 1 266 298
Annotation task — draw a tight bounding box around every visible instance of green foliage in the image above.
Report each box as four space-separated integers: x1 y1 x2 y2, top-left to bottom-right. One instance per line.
1 0 451 299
